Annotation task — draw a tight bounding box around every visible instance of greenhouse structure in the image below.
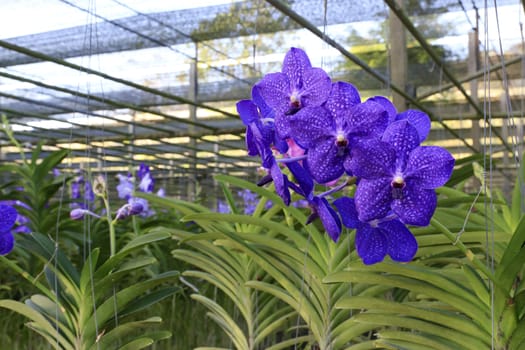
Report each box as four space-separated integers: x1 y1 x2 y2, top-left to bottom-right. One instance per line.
0 0 524 349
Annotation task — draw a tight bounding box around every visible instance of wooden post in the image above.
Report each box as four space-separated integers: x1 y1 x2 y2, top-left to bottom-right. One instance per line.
187 42 198 201
389 0 408 111
468 29 481 151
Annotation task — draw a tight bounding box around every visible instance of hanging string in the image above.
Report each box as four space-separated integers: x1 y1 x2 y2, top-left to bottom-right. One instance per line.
481 1 496 348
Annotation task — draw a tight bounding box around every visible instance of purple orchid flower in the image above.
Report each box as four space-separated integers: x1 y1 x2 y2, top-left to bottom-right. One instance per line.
238 189 259 215
138 172 154 193
286 82 389 183
254 47 332 139
350 120 455 226
116 174 134 200
115 197 146 220
0 204 18 255
0 200 31 234
334 197 417 265
217 200 231 214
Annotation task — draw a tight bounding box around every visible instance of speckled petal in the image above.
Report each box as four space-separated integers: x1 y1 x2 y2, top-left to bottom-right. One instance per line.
396 110 431 142
0 204 17 233
367 96 397 123
236 99 259 126
380 220 418 262
354 178 392 222
345 100 388 137
381 120 420 162
301 68 332 107
355 225 387 265
325 82 361 117
282 47 312 88
306 139 345 184
288 106 334 149
405 146 455 189
312 196 341 242
255 72 290 115
349 140 396 179
252 85 275 119
0 232 14 255
333 196 359 229
392 184 437 226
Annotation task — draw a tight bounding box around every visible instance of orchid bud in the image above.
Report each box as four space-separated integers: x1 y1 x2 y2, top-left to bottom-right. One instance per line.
92 175 107 197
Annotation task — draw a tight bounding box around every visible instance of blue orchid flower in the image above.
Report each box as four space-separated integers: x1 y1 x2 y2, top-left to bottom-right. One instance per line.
350 120 455 225
334 197 417 265
254 47 332 139
286 82 388 183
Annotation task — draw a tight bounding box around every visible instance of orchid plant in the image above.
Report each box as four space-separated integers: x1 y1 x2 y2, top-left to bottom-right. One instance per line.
237 47 455 264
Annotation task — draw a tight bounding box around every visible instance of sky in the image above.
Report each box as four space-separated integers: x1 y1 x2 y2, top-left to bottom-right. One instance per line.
0 0 233 39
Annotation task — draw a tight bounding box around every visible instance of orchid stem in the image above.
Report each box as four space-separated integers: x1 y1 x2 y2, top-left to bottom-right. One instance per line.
103 197 116 257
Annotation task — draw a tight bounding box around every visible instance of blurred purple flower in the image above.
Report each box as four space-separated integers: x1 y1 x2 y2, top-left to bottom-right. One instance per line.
217 200 231 214
0 204 18 255
116 174 134 200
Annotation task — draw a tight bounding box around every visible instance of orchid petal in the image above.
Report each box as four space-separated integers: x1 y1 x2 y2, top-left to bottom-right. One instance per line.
355 225 387 265
349 140 396 179
312 196 341 242
396 110 431 142
333 196 360 229
0 232 14 255
367 96 397 123
287 106 334 148
255 72 290 115
282 47 312 87
382 120 420 164
345 100 388 137
381 220 418 263
392 184 437 226
406 146 455 188
0 205 17 232
300 68 332 108
354 178 392 222
306 139 345 184
325 82 361 117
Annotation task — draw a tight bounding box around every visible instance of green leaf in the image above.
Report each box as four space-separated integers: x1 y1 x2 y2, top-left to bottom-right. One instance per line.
0 299 74 350
33 149 68 185
89 317 163 350
191 294 249 350
462 264 490 307
118 337 155 350
496 216 525 292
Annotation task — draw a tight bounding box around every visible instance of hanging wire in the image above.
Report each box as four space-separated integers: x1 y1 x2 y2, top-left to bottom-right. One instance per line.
481 1 496 348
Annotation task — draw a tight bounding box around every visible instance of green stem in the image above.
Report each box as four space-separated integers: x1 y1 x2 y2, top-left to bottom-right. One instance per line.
431 217 496 284
103 197 116 257
1 114 26 162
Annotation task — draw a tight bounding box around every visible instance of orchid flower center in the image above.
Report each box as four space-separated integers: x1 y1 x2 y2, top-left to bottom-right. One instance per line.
335 134 348 148
391 175 405 199
286 92 302 115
